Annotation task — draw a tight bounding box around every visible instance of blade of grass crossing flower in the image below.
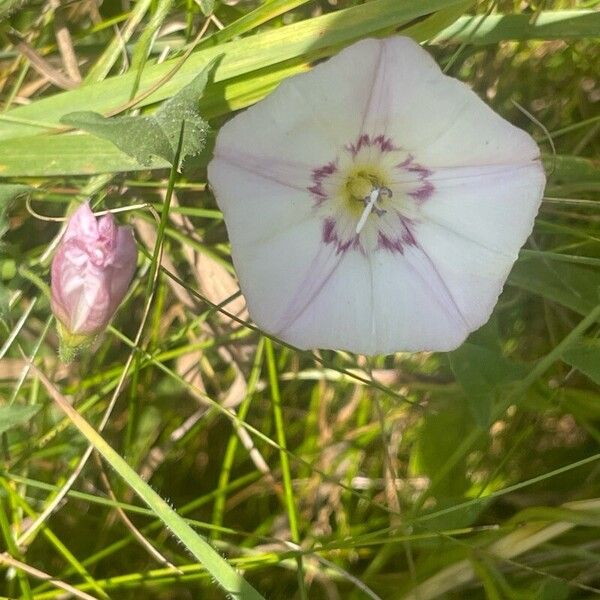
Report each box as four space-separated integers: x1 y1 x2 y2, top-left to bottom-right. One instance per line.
32 365 266 600
265 338 307 599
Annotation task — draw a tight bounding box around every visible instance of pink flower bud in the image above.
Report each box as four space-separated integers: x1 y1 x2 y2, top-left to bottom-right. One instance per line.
51 202 137 338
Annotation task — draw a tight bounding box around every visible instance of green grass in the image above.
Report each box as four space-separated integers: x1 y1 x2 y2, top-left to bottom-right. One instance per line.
1 0 600 598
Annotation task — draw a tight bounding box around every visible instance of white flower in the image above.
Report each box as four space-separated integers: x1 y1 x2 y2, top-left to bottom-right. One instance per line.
207 36 546 355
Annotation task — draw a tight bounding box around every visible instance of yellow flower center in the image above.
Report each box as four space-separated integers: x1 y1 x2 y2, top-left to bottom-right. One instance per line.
343 166 390 215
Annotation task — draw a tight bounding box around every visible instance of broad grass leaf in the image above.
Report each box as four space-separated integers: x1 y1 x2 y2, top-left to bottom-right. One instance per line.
434 9 600 45
562 339 600 385
0 405 40 435
61 62 214 171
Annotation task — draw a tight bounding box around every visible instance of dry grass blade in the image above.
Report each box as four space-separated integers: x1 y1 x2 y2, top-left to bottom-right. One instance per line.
6 32 78 90
0 553 99 600
93 452 183 574
50 0 82 83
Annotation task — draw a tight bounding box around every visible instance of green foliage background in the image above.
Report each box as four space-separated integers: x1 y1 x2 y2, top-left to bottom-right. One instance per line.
0 0 599 598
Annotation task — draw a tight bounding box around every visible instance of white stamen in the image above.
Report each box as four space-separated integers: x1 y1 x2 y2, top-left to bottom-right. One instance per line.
356 188 382 234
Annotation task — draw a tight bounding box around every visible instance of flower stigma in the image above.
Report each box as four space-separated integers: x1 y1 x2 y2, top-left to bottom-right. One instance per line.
355 186 391 234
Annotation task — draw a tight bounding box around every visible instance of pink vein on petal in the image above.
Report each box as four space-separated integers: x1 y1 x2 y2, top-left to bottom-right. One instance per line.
405 241 471 332
273 244 346 337
215 154 311 193
358 43 385 136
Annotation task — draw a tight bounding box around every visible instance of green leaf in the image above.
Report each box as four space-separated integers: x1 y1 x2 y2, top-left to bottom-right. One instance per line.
562 340 600 385
36 361 265 599
509 257 600 317
401 0 473 41
0 184 31 239
545 154 600 195
410 398 472 500
61 62 214 170
0 405 41 436
449 342 526 427
61 112 174 167
198 0 215 16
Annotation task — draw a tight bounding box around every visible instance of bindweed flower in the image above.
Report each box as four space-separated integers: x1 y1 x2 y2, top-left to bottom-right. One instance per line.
51 202 137 359
208 36 546 355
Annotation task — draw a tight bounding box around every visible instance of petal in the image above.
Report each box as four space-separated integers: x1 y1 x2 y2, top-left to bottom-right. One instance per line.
407 162 545 335
212 38 384 184
277 250 374 353
363 37 540 167
50 246 74 328
97 212 117 243
107 227 137 312
370 247 469 353
51 243 86 324
410 222 517 337
209 159 314 247
71 268 111 333
276 245 469 355
113 227 137 270
64 202 98 242
419 162 545 257
229 218 333 337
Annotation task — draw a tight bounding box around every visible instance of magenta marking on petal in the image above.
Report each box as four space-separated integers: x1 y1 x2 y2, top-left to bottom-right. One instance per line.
321 217 356 255
309 159 338 204
308 185 327 198
395 155 413 169
400 217 418 246
372 134 396 153
345 133 398 157
395 155 431 178
313 161 338 179
375 215 419 254
409 181 435 203
394 154 434 204
377 232 404 254
407 164 432 178
322 218 336 244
